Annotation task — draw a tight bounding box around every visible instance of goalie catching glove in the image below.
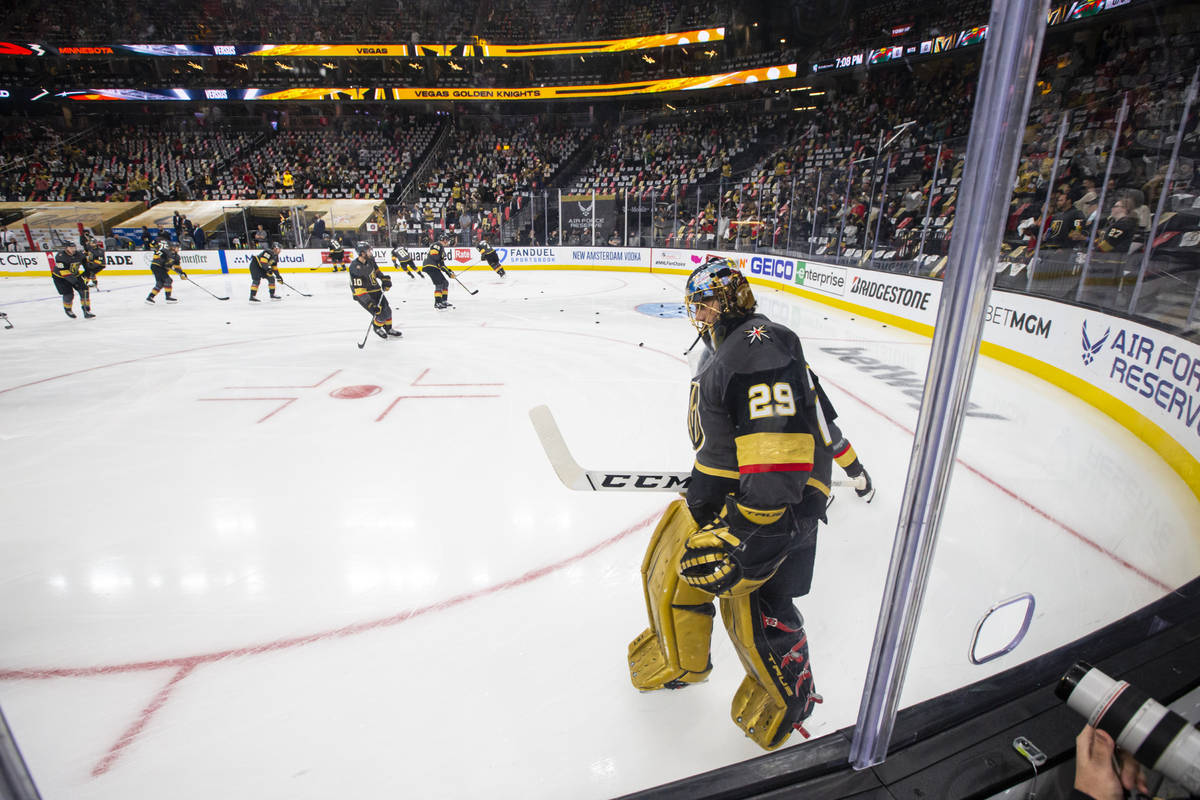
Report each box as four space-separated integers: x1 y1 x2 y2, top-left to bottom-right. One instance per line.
679 496 795 597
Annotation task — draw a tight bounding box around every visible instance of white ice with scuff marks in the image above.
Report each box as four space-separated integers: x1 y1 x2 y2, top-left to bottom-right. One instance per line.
0 269 1197 799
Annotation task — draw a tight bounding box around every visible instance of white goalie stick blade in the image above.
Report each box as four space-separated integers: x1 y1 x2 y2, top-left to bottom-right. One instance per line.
529 405 691 491
529 405 855 493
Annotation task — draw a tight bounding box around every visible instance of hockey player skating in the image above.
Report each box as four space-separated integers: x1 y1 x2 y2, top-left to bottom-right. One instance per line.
627 256 873 751
391 246 423 280
249 242 283 302
422 238 454 309
349 241 401 339
52 241 95 318
145 241 185 304
478 239 505 277
328 235 346 273
81 232 105 288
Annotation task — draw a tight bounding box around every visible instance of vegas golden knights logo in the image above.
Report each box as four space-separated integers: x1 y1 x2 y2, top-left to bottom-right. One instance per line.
688 381 704 450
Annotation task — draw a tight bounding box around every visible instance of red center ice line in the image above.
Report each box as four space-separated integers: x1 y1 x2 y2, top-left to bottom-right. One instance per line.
196 369 342 423
0 508 665 779
373 367 504 421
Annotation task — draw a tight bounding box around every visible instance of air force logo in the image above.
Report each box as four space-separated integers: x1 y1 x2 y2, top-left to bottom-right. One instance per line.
1081 320 1110 366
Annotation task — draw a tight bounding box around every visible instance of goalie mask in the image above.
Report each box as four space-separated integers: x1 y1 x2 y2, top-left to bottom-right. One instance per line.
685 257 756 349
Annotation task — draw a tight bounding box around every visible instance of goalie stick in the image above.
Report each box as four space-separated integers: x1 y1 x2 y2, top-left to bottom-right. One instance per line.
529 405 857 492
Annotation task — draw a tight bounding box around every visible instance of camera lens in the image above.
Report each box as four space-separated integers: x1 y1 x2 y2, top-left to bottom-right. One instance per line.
1055 660 1091 701
1058 661 1200 793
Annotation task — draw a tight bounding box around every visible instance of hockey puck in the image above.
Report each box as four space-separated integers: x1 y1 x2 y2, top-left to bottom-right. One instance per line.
639 342 644 347
226 321 231 324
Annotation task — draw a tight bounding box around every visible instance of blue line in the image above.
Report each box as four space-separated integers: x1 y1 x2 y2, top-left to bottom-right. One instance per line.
218 250 228 274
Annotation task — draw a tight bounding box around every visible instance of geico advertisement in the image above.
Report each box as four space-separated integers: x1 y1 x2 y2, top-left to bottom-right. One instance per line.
737 253 800 284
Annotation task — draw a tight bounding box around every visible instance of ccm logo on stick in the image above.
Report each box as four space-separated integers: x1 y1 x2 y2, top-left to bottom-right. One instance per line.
598 473 691 489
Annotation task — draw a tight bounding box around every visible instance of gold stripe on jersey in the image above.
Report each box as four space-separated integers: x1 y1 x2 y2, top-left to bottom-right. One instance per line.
833 442 859 468
694 460 739 480
735 432 815 474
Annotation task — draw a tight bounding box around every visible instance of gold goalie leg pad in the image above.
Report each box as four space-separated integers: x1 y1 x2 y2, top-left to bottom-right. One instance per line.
730 675 792 750
628 499 716 690
721 593 822 750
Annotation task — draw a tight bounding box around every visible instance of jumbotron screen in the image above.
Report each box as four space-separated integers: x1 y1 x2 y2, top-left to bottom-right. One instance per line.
1 64 797 104
0 29 724 60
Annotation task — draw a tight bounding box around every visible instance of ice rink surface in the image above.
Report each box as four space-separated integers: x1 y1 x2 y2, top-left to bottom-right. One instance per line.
1 267 1198 799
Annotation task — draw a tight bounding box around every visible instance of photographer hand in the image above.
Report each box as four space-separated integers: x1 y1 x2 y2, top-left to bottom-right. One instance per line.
1074 726 1122 800
1116 746 1149 795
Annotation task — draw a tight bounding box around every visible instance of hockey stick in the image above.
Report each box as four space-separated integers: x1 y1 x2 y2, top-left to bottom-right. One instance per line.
530 404 857 492
356 316 375 349
448 271 479 295
277 277 312 297
183 276 230 301
0 311 12 329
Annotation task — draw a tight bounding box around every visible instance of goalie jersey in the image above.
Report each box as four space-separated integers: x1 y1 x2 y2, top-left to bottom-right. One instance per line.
686 313 837 516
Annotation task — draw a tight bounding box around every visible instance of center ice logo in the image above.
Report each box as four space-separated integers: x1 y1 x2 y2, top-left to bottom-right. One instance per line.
1081 320 1110 366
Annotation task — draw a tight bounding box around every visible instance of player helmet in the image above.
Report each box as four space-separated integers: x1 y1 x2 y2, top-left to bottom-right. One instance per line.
478 240 488 249
356 241 371 253
270 241 281 249
685 256 756 349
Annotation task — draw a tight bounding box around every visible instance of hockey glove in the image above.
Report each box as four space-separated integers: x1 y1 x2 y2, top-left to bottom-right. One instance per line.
679 497 792 598
380 275 393 290
177 270 188 280
853 468 875 503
